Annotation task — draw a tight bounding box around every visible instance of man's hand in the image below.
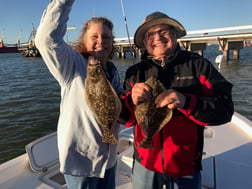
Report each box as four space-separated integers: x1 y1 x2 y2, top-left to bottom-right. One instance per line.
131 83 152 105
155 89 186 109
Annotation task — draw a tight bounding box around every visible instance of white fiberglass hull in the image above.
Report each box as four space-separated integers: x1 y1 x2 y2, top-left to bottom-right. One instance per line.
0 112 252 189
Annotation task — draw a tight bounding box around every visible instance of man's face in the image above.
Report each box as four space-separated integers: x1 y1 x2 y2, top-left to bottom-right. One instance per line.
143 24 177 58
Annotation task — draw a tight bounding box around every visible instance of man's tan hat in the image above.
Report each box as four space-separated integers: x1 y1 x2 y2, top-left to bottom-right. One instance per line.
134 12 186 48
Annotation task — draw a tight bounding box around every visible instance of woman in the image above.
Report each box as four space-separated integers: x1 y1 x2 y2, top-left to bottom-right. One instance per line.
35 0 121 189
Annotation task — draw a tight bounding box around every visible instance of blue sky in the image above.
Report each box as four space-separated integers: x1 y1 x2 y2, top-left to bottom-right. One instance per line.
1 0 251 44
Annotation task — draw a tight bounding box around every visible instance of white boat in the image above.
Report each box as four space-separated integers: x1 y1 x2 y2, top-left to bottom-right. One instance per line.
0 112 252 189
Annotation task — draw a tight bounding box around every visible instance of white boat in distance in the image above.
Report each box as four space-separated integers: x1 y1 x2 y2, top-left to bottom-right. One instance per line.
0 112 252 189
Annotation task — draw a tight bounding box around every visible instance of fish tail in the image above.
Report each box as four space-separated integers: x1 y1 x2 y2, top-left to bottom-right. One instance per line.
138 138 154 149
102 132 117 144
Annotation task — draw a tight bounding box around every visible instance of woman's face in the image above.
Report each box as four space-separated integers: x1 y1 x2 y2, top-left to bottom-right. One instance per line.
84 23 113 64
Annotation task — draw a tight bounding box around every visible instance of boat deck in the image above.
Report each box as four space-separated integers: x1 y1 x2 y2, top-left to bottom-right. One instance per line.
1 113 252 188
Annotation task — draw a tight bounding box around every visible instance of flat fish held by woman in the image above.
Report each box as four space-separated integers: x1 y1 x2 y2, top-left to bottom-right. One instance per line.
84 56 121 144
135 76 172 149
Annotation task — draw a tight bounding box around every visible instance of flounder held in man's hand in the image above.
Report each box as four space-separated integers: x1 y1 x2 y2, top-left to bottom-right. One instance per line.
135 76 173 149
84 56 121 144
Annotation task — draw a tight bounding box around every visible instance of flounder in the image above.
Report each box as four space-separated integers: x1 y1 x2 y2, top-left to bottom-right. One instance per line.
84 56 121 144
135 76 173 149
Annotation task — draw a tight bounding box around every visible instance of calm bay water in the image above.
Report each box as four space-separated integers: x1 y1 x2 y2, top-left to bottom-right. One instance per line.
0 45 252 164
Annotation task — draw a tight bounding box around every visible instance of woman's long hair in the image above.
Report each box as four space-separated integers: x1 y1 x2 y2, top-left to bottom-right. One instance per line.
74 17 115 60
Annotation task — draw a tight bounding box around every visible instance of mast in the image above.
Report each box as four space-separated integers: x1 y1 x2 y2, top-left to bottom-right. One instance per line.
1 29 4 43
17 30 22 44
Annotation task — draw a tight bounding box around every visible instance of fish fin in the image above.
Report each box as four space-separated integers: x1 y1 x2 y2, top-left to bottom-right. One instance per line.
102 132 117 144
138 138 154 149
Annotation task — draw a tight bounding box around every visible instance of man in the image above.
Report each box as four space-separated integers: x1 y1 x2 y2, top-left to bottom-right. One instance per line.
119 12 234 189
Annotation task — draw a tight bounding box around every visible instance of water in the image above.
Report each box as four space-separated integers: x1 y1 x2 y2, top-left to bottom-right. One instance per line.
0 45 252 164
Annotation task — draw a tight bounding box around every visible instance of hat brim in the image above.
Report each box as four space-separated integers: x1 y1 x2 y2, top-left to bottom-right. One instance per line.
134 17 186 48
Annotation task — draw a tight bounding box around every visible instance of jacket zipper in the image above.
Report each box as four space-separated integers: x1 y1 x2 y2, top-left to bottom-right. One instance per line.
160 129 166 174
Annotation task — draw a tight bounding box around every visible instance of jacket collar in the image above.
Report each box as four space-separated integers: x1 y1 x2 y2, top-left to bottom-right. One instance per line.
143 44 181 67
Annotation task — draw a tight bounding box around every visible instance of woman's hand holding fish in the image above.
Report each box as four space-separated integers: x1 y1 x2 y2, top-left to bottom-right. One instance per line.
132 83 152 105
155 89 186 109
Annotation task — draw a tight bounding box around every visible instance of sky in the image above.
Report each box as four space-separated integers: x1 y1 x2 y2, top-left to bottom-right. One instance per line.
1 0 252 44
